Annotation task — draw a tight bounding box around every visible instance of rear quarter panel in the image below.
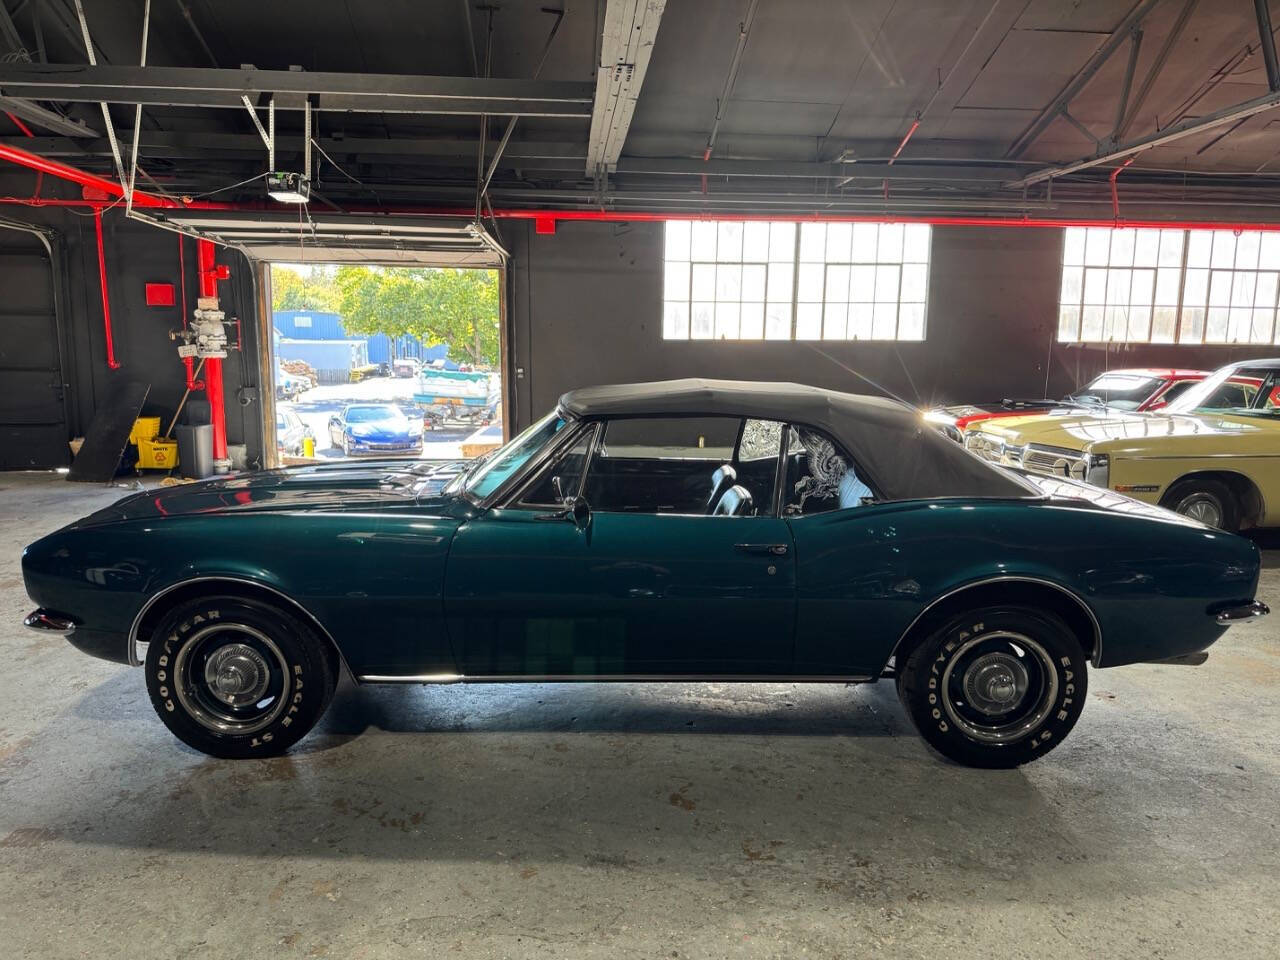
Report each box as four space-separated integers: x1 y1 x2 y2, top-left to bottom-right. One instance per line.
787 498 1258 673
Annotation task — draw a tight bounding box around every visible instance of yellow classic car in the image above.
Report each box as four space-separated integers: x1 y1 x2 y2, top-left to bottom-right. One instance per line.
963 359 1280 530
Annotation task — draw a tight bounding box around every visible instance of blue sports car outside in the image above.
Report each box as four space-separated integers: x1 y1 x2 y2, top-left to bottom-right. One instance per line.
327 403 423 457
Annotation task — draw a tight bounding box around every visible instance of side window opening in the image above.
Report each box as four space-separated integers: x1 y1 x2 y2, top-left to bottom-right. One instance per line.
517 426 596 507
582 416 783 516
783 425 876 516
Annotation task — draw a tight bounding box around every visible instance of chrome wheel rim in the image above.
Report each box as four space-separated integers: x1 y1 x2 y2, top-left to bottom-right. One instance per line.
1175 492 1223 528
174 623 291 735
940 631 1058 744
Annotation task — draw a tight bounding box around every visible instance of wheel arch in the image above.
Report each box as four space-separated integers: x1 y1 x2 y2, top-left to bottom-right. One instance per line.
1159 469 1265 530
889 577 1102 670
128 576 349 679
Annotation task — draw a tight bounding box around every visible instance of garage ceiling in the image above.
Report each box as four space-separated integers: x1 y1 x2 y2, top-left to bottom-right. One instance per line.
3 0 1280 219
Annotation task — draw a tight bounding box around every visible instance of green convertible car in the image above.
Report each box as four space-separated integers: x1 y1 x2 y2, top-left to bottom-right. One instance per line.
22 379 1268 767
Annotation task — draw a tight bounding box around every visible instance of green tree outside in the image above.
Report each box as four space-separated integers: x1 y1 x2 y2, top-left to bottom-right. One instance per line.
311 265 500 367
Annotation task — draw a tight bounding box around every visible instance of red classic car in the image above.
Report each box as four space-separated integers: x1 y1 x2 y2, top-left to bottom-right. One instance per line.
923 368 1211 442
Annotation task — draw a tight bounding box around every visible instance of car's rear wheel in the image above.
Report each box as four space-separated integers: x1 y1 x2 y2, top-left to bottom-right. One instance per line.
896 606 1087 768
144 595 337 758
1161 477 1237 531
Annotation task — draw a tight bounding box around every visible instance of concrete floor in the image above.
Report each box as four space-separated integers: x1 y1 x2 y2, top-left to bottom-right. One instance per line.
0 472 1276 959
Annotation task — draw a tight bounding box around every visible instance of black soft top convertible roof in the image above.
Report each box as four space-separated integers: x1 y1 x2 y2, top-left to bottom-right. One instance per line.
559 378 1036 502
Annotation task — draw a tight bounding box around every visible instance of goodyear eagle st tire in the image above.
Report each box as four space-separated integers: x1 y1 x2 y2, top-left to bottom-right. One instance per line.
145 595 337 759
897 606 1087 768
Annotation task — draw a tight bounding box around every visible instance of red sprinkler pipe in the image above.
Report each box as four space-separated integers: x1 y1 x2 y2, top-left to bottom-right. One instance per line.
93 209 120 370
4 112 34 137
0 143 235 210
196 238 229 465
1110 156 1137 220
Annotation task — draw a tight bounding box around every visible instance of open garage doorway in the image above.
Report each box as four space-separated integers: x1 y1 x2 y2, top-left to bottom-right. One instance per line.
267 262 505 466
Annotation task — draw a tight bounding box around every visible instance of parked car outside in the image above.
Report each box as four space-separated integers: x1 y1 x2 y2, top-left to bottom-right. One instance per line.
275 367 311 401
963 359 1280 530
275 405 315 456
327 403 424 457
923 368 1210 441
22 379 1266 767
392 358 420 378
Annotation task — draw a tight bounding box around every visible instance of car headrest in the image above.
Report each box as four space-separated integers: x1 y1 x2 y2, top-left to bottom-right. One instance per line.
712 484 754 516
705 463 738 513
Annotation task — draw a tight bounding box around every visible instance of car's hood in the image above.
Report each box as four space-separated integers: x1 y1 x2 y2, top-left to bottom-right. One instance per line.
975 410 1270 449
73 459 469 525
348 418 415 440
929 399 1057 419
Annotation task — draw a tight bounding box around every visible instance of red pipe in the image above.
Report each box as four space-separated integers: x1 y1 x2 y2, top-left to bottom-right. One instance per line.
888 118 920 164
4 144 1280 232
0 143 235 210
196 238 229 464
93 209 120 370
1110 156 1137 220
5 112 34 138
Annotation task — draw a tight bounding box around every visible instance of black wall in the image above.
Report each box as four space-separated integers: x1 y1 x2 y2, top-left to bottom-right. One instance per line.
0 176 264 469
506 219 1280 431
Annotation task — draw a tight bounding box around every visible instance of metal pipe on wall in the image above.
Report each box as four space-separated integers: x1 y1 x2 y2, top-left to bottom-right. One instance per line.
92 208 119 369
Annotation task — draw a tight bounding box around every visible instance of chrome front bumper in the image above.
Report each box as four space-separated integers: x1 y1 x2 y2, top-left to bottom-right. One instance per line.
1213 600 1270 625
24 608 76 636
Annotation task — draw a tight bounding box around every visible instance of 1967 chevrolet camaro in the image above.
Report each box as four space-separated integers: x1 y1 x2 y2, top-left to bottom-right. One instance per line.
22 379 1268 768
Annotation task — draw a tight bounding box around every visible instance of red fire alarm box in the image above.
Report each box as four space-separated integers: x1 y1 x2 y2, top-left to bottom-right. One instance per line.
145 283 176 307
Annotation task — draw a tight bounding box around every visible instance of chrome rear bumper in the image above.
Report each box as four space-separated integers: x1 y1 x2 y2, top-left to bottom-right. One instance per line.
1213 600 1270 625
24 608 76 636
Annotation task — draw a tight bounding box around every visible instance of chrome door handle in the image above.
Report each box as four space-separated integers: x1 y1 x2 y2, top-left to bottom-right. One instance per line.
734 542 788 556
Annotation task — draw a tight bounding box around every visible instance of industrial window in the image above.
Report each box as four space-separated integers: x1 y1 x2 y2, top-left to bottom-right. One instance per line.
662 220 930 341
1058 226 1280 345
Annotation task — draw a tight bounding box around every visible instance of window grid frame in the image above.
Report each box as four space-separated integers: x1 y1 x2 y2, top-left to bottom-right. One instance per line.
1058 226 1280 346
663 220 931 343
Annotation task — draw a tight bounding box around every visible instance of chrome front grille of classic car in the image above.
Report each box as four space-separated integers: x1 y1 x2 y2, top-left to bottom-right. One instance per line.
1021 445 1087 480
964 432 1004 462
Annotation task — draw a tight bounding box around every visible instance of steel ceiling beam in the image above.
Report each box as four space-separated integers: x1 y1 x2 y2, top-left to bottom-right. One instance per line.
1007 88 1280 188
1114 0 1198 141
1255 0 1280 91
0 0 94 136
585 0 667 175
0 94 95 136
1006 0 1165 158
0 64 595 116
703 0 760 161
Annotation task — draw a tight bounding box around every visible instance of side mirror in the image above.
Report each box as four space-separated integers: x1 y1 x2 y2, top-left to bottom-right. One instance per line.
568 496 591 530
536 495 592 530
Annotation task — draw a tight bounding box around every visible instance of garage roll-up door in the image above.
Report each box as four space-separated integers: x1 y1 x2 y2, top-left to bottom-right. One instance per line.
141 211 505 266
0 230 68 469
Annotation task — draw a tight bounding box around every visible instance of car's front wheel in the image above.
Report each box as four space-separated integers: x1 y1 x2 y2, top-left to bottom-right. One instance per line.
1161 477 1237 531
896 606 1087 768
144 595 338 758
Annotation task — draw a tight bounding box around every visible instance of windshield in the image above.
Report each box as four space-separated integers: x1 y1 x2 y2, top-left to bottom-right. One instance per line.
463 411 570 499
1065 373 1162 410
1165 368 1276 414
346 405 401 423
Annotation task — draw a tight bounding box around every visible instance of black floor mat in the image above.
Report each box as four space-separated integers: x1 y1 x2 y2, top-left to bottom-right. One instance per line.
67 381 150 483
